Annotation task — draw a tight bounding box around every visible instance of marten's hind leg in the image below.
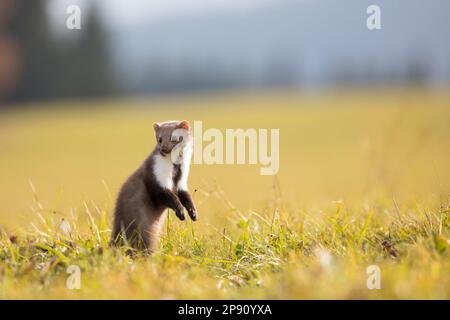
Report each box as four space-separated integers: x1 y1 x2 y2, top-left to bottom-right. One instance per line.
142 211 167 254
128 204 162 254
110 216 140 250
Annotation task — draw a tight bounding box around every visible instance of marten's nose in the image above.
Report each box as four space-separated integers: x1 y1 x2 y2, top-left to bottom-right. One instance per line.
161 146 170 154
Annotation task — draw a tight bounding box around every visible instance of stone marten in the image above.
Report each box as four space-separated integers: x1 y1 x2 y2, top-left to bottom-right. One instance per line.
111 120 197 253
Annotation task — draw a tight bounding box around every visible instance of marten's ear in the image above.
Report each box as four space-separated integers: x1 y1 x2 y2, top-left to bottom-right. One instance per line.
177 120 190 130
153 122 160 133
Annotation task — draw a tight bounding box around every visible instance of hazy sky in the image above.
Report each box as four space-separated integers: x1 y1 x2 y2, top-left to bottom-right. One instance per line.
45 0 450 88
47 0 281 29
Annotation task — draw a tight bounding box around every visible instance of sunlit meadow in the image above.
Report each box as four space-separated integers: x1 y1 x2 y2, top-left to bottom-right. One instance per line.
0 89 449 299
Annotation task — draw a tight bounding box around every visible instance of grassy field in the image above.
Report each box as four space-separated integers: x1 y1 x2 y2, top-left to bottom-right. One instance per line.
0 89 449 299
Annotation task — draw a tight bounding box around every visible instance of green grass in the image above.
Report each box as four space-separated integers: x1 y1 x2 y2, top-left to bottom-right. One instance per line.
0 89 449 299
1 192 448 299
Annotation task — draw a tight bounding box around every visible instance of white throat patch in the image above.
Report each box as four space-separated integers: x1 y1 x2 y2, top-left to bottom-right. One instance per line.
153 139 193 191
153 154 174 190
176 141 193 191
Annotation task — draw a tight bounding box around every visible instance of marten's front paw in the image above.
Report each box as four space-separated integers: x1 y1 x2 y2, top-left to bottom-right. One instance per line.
175 209 185 221
187 208 197 221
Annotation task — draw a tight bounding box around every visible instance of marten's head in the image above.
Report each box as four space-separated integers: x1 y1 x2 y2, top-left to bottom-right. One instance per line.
153 120 192 157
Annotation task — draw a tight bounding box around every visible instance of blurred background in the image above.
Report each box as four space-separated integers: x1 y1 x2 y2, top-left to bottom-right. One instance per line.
0 0 449 229
1 0 450 103
1 1 450 300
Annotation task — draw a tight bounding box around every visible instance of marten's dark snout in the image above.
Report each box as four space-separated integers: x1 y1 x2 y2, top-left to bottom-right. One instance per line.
160 146 170 154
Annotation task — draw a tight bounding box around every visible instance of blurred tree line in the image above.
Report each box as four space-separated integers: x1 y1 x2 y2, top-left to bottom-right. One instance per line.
0 0 115 105
0 0 442 106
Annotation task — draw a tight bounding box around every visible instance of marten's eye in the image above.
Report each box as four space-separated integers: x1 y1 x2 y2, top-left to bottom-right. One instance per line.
158 137 162 143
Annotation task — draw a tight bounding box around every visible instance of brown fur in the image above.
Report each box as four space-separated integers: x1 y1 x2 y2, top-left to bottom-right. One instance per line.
111 121 196 254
